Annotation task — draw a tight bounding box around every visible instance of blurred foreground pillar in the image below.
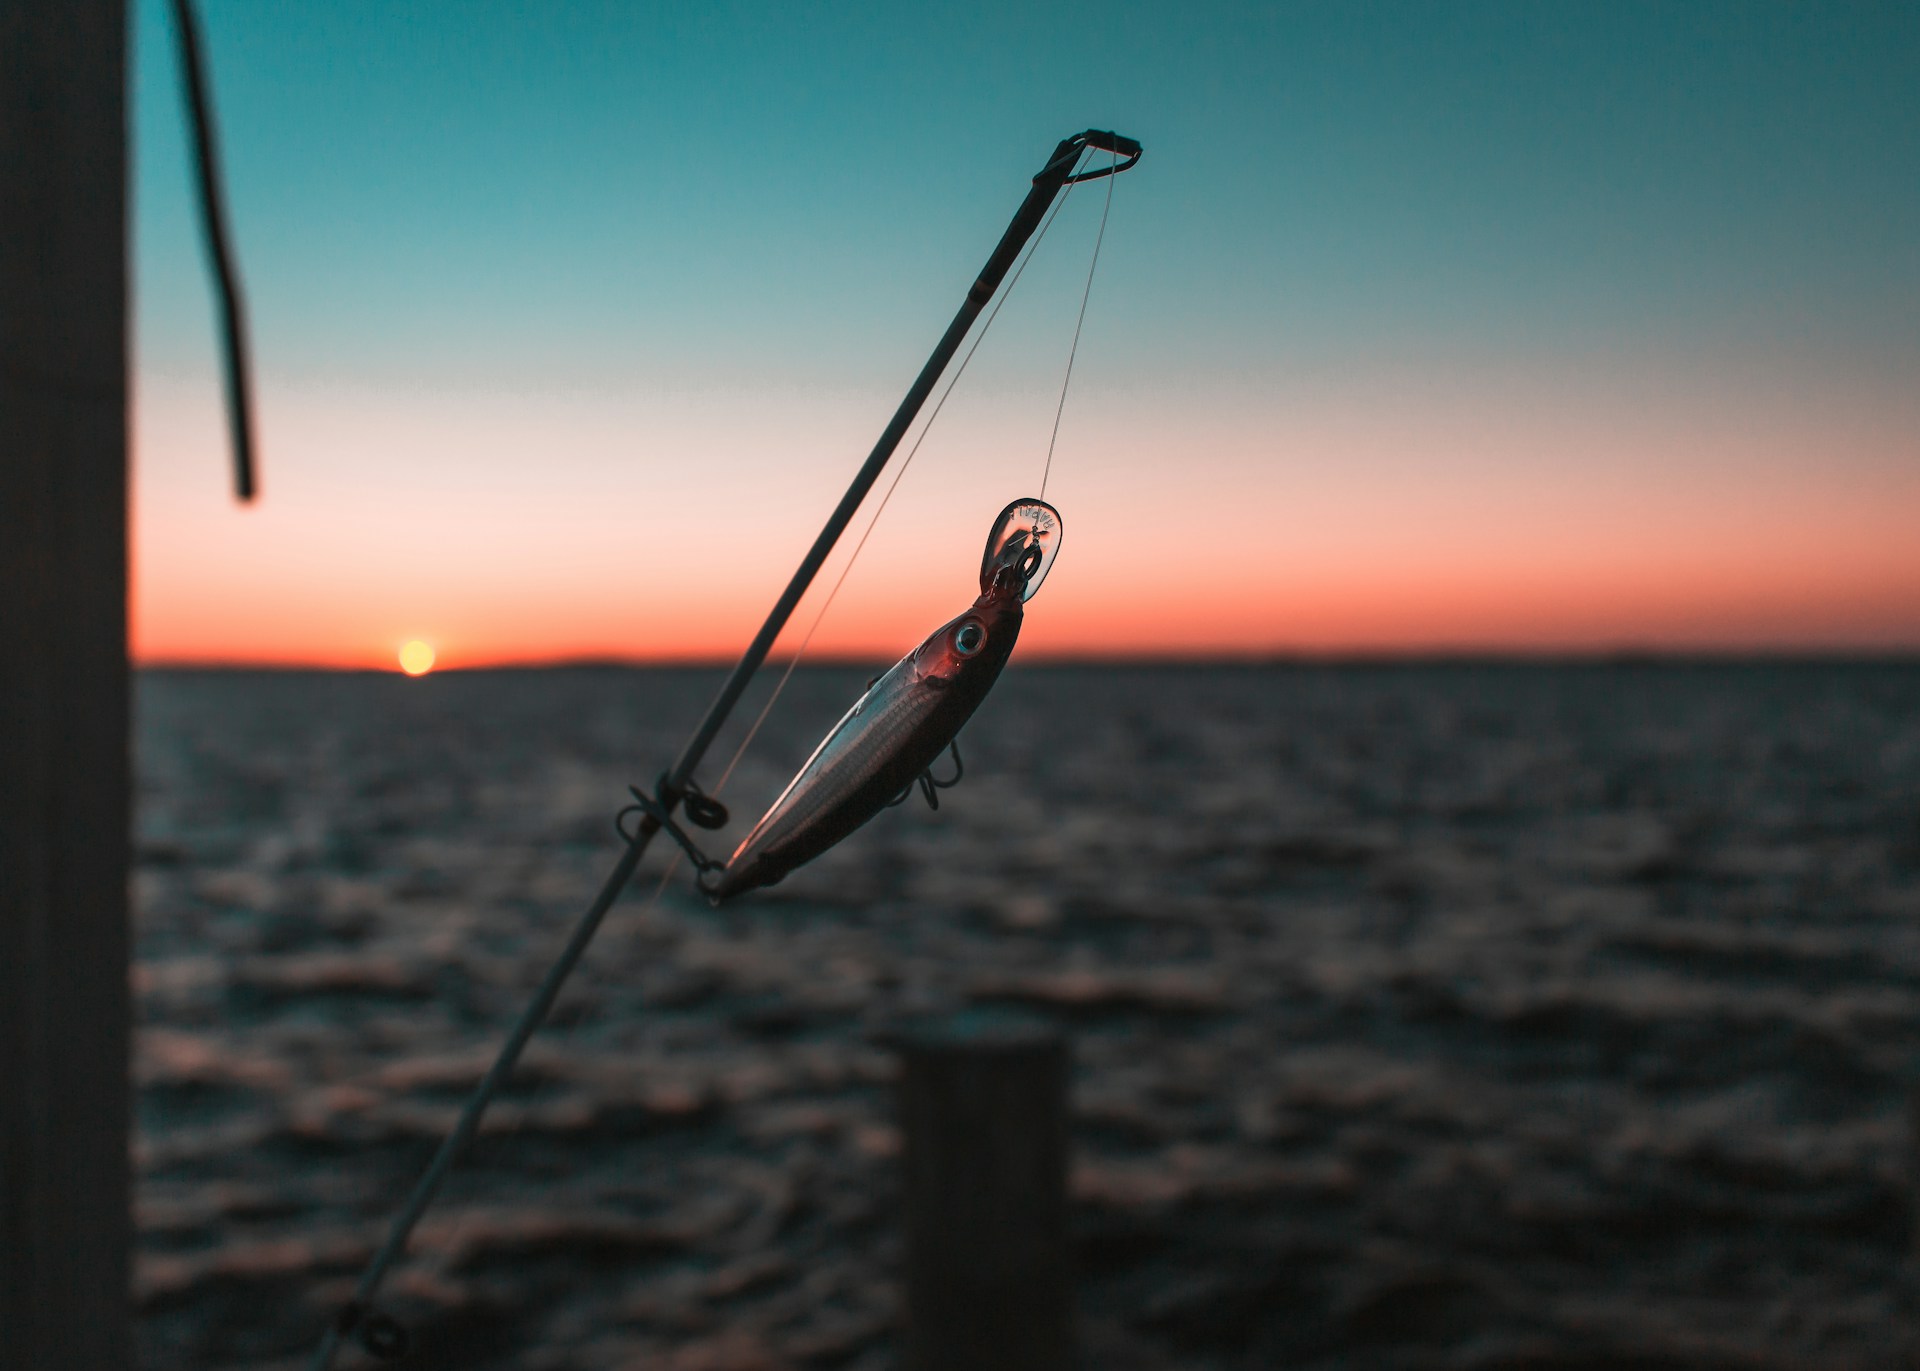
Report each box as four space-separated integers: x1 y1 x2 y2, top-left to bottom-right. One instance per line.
897 1013 1073 1371
0 2 132 1369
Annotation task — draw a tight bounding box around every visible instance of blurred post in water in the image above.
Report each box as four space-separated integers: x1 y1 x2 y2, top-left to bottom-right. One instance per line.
897 1013 1074 1370
0 1 133 1367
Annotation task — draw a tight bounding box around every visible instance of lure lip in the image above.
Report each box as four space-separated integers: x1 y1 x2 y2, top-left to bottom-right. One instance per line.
980 497 1063 602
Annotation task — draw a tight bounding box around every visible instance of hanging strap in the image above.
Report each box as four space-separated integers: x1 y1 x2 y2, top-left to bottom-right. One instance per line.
170 0 259 502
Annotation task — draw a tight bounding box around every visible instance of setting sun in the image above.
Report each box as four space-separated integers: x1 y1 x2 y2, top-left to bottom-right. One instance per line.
398 640 436 676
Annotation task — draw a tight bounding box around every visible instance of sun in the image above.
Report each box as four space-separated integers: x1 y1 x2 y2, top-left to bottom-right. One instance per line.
398 640 436 676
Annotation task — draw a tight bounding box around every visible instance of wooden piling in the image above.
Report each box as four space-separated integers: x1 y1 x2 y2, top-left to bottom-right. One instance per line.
897 1013 1074 1371
0 3 132 1368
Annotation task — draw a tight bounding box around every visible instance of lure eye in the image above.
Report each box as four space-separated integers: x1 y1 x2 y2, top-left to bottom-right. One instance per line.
954 622 986 656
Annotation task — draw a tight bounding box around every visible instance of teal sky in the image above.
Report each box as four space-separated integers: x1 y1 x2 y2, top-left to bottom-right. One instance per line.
131 2 1920 662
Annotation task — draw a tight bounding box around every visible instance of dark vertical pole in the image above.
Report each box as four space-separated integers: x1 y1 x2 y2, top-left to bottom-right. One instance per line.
0 3 133 1370
898 1015 1074 1371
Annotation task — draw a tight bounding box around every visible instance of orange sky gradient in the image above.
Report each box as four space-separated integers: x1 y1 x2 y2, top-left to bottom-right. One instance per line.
128 4 1920 670
132 351 1920 669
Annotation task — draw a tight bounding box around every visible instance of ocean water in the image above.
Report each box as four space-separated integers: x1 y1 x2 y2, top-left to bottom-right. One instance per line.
134 662 1920 1370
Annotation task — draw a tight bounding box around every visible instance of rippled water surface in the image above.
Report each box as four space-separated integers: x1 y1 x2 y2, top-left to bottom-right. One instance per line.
135 663 1920 1369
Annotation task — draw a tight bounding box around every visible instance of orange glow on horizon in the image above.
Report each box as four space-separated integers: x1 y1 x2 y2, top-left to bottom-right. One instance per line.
130 552 1920 669
129 512 1920 666
131 361 1920 667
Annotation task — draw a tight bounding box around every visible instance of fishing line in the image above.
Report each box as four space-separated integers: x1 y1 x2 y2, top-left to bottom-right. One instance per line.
709 171 1084 798
1039 145 1118 501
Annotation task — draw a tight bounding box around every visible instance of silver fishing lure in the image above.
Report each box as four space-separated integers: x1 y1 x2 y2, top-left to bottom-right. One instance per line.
649 498 1062 902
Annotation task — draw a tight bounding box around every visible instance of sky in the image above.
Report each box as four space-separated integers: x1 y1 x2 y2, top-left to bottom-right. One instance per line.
132 1 1920 668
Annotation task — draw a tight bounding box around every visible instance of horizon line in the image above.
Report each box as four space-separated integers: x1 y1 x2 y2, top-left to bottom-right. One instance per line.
136 646 1920 673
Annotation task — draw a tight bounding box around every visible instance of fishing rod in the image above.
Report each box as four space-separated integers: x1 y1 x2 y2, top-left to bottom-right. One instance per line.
312 126 1141 1367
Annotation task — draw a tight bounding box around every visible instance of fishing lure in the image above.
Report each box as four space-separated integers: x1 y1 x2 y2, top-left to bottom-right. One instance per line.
639 497 1062 902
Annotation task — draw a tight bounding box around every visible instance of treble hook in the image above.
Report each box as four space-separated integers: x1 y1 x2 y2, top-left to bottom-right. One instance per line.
887 738 965 811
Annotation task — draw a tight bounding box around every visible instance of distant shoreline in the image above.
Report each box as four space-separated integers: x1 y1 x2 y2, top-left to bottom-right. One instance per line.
137 650 1920 674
